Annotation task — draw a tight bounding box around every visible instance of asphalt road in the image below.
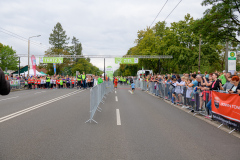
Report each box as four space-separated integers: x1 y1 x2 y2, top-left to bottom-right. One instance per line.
0 86 240 160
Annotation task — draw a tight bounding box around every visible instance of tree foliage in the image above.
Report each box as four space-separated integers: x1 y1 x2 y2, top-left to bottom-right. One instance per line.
0 43 18 71
196 0 240 43
49 22 70 49
115 13 237 75
40 22 102 75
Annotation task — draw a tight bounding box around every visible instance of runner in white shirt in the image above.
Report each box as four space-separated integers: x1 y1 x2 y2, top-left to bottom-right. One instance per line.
53 78 56 89
41 78 44 89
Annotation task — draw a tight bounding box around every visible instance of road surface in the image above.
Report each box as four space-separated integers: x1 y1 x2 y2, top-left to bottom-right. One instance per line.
0 86 240 160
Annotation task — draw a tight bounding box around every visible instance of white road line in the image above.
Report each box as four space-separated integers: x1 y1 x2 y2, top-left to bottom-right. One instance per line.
115 91 117 94
34 91 46 94
115 96 118 102
0 96 19 102
0 90 84 123
116 109 121 125
128 90 133 94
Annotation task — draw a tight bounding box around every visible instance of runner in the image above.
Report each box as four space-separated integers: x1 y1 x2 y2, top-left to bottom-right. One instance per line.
50 77 53 89
114 77 118 89
90 76 94 88
71 76 75 89
41 77 44 89
28 76 32 89
53 77 56 89
31 77 35 89
43 77 46 89
66 75 70 89
87 75 91 89
131 81 135 94
56 78 60 89
38 77 41 89
34 77 38 89
60 78 63 89
62 76 66 89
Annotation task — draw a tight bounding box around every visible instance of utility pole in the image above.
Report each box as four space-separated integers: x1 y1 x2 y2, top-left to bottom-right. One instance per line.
225 41 229 72
19 57 20 76
198 34 201 72
28 39 30 76
104 58 105 81
158 58 161 74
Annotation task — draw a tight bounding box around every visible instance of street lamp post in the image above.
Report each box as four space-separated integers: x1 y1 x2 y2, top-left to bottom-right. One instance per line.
28 35 41 76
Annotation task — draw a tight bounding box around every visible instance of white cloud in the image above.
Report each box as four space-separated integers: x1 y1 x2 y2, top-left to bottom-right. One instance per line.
0 0 208 72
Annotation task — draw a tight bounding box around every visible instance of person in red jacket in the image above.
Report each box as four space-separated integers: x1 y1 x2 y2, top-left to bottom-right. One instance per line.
56 78 60 89
71 77 75 89
28 77 32 89
31 77 35 89
0 67 10 95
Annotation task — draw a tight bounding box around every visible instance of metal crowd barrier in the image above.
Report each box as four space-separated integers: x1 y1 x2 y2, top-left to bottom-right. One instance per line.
85 81 114 124
9 80 26 90
137 81 211 116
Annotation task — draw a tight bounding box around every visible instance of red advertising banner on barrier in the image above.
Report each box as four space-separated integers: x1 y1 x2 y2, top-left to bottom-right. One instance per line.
212 91 240 130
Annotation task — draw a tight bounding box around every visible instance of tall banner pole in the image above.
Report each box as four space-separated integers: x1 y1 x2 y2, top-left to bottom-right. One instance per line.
31 55 36 77
53 63 56 75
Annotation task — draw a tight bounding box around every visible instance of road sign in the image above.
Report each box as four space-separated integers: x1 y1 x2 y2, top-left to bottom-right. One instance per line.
228 51 236 74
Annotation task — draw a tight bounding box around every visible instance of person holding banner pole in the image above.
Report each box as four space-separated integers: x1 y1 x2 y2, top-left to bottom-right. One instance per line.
205 73 222 116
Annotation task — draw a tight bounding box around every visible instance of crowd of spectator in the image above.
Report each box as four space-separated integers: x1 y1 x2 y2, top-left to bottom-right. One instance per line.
138 70 240 118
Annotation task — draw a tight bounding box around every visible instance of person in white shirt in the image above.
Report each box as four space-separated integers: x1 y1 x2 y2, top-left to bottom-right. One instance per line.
175 76 186 104
185 79 193 107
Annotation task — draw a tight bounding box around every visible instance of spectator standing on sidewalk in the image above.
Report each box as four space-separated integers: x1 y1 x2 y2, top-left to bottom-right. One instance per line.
221 75 234 92
206 73 222 116
185 79 193 107
219 70 227 85
228 76 240 94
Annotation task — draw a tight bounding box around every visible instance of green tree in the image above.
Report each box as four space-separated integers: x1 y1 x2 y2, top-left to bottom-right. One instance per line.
123 69 131 76
0 43 18 70
49 22 70 49
116 13 227 74
70 36 82 62
197 0 240 43
71 59 102 76
41 48 71 75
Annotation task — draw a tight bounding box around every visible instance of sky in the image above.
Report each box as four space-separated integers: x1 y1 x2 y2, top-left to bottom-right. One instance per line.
0 0 209 73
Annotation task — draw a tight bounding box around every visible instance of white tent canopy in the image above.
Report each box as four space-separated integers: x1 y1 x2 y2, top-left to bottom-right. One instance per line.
21 69 45 76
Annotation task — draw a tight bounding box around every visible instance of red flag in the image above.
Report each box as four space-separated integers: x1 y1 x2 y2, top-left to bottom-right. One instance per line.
31 55 36 76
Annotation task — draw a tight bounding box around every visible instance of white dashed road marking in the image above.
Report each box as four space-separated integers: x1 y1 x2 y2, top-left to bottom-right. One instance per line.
0 96 19 102
116 109 121 125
